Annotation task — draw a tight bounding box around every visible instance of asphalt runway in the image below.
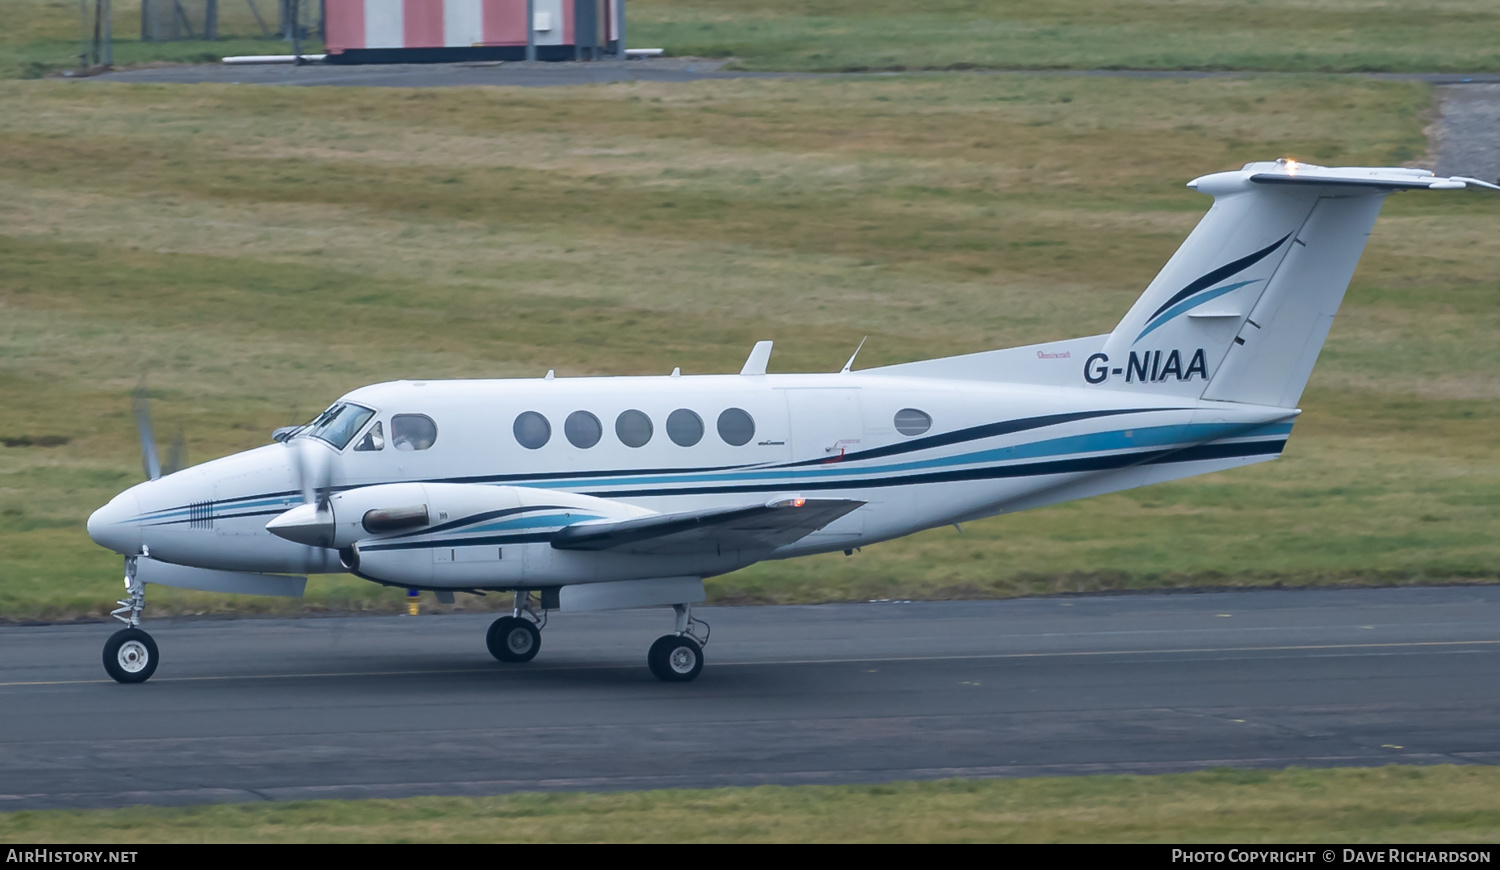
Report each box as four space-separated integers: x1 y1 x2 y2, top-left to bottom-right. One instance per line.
3 586 1499 810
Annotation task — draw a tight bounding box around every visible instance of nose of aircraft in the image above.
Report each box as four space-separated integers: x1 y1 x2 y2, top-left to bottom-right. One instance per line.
87 490 142 555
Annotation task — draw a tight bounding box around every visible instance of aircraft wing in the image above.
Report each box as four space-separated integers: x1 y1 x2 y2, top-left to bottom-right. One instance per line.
550 498 865 556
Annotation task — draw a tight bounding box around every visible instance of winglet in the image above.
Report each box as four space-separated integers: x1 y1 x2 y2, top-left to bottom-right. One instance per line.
740 340 773 376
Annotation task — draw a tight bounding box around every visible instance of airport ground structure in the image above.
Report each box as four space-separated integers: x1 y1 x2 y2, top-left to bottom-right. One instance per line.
324 0 623 64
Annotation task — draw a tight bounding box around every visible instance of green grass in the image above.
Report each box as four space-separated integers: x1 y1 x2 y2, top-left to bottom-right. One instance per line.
3 766 1499 842
634 0 1500 73
0 73 1495 619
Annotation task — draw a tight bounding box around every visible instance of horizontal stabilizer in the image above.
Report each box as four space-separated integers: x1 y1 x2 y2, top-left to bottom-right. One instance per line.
1245 163 1500 191
137 557 306 597
551 498 864 555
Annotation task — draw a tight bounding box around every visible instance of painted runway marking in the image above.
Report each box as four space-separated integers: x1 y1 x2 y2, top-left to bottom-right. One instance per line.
2 638 1496 688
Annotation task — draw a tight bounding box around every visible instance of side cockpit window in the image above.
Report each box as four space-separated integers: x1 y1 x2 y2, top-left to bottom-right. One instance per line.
392 414 438 451
305 403 376 450
353 421 384 452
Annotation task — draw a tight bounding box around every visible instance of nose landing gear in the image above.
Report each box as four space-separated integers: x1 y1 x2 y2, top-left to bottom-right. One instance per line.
104 554 158 684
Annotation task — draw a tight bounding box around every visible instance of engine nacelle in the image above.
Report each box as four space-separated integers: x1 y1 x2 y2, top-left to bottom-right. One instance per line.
270 482 746 588
266 482 650 551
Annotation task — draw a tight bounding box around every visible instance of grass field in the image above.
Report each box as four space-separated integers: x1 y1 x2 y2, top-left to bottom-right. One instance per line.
3 766 1498 843
7 1 1500 79
0 71 1496 619
636 0 1500 73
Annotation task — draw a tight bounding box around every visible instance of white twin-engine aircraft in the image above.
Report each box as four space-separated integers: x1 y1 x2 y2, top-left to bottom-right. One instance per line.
87 160 1497 683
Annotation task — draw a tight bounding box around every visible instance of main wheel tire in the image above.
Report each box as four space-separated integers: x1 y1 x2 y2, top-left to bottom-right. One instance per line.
486 616 541 663
647 634 703 683
103 628 158 684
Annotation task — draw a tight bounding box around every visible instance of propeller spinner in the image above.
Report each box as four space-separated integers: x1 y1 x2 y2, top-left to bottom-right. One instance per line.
269 435 337 548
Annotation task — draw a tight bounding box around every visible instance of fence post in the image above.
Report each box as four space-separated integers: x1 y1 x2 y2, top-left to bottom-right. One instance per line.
90 0 101 65
291 0 302 63
206 0 218 40
526 0 536 62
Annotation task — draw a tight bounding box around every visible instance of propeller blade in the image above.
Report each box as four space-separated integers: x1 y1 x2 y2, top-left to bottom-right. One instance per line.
288 435 331 509
164 428 187 476
131 387 162 481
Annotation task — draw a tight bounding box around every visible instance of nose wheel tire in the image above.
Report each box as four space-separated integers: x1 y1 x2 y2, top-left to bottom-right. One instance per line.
648 635 703 682
103 628 158 684
486 616 541 663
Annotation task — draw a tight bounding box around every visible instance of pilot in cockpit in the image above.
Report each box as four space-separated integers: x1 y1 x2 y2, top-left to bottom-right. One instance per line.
391 414 438 451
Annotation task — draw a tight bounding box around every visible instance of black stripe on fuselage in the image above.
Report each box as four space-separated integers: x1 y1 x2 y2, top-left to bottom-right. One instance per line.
578 439 1287 499
143 507 290 527
778 408 1173 468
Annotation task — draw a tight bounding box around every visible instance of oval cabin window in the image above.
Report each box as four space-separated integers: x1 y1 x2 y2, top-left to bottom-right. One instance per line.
666 409 704 447
565 411 603 449
717 408 755 446
615 409 653 448
894 408 932 436
513 412 551 450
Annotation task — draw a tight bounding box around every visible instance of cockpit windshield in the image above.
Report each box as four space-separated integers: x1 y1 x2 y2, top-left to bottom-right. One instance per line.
301 403 377 450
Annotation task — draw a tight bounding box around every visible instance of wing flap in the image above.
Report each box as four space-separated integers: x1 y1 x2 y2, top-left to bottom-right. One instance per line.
551 498 865 555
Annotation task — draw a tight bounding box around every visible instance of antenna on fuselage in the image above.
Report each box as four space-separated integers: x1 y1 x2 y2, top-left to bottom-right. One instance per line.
840 336 868 374
544 370 555 380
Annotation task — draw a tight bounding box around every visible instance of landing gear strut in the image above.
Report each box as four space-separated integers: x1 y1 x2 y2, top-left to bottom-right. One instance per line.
648 603 709 683
486 590 545 663
104 553 158 684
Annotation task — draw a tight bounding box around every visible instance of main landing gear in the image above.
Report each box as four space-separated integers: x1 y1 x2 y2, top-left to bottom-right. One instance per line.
104 553 158 684
482 593 711 682
486 590 545 663
648 603 710 683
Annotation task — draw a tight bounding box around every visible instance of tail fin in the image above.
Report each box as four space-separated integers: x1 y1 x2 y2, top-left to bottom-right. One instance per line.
1094 161 1496 407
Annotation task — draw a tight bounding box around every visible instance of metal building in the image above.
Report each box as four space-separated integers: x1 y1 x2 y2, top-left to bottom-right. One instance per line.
324 0 622 63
